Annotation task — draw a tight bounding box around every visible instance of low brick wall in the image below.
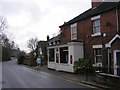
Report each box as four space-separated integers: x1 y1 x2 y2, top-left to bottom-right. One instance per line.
95 72 120 88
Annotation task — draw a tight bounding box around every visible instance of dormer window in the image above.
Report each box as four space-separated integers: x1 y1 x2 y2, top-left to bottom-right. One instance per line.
51 42 53 45
71 23 77 40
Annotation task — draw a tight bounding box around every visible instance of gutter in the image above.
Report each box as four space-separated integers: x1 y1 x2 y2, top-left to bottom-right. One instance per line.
116 3 119 33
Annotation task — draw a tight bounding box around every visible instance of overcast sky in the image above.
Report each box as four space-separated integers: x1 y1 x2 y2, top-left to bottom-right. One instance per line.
0 0 91 52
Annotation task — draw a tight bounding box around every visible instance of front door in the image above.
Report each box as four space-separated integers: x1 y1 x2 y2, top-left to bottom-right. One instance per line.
114 50 120 76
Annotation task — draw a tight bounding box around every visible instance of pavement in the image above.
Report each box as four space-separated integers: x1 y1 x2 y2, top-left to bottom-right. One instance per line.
24 65 115 90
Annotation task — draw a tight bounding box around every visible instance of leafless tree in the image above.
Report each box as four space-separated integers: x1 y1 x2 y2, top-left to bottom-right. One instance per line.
0 17 8 45
0 16 8 33
0 16 15 61
27 37 38 52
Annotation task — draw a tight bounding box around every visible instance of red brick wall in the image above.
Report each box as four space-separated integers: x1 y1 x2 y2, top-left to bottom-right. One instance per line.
118 8 120 33
83 10 119 63
111 39 120 50
77 19 92 40
91 1 103 8
101 10 117 34
60 25 71 43
59 8 119 64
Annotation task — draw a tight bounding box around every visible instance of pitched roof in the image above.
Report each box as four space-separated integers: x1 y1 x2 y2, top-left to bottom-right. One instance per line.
48 35 60 43
105 34 120 47
60 2 120 27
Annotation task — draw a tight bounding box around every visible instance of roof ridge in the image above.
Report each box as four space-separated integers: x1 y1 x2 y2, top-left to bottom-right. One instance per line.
60 2 119 27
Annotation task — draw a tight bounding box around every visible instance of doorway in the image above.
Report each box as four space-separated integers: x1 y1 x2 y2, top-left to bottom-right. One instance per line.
114 50 120 76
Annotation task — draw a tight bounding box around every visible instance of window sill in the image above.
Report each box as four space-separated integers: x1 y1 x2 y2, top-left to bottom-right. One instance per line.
91 32 101 37
93 63 102 67
71 38 77 41
59 63 69 66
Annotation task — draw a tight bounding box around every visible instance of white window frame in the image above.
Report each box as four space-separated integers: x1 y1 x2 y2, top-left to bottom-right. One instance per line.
91 15 101 37
71 23 77 40
39 48 42 55
93 45 102 67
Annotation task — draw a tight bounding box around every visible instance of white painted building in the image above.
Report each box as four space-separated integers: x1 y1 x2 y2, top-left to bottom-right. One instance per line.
47 40 84 73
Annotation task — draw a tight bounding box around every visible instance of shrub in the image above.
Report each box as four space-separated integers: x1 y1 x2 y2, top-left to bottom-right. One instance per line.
73 58 92 73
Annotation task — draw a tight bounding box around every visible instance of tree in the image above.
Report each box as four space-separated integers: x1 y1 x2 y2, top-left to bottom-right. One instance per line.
0 16 8 32
0 16 11 61
27 37 38 65
0 16 20 61
27 37 38 52
73 58 92 73
0 16 8 45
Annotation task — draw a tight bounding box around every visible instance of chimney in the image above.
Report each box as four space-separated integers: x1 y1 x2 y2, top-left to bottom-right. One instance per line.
92 0 103 8
47 35 50 41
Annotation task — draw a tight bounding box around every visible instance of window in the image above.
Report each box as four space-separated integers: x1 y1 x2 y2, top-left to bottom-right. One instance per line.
92 19 100 34
91 15 101 37
60 47 68 63
71 23 77 40
94 48 102 64
39 48 42 55
49 49 55 62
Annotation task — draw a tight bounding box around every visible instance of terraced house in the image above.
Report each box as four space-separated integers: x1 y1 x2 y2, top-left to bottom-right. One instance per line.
47 1 120 76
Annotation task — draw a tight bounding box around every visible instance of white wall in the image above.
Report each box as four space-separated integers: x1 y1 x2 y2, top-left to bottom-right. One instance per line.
68 42 84 63
48 62 56 69
48 62 74 72
56 63 74 72
47 42 84 73
74 43 84 61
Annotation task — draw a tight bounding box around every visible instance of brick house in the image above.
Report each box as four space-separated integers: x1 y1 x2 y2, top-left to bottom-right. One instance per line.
47 1 120 75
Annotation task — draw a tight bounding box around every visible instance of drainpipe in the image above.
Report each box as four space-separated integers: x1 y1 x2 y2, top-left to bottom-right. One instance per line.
116 3 119 33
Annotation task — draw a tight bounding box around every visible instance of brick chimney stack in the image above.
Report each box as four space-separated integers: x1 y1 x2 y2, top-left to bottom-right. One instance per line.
47 35 50 41
92 0 103 8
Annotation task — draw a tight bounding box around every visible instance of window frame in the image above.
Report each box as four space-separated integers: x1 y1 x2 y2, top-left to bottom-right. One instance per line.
91 15 101 37
39 48 42 55
60 47 68 63
92 19 100 34
94 48 102 64
48 48 55 62
70 23 77 40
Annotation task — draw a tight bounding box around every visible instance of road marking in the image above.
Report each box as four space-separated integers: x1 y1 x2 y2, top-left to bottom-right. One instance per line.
38 71 100 89
23 66 101 90
48 74 100 89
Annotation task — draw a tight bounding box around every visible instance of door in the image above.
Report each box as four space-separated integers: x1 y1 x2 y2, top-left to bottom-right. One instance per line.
114 50 120 76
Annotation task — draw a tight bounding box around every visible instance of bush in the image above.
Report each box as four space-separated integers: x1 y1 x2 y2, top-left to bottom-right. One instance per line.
17 55 25 64
73 58 92 73
2 46 11 61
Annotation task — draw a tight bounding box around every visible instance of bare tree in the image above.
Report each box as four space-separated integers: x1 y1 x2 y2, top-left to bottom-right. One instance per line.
0 16 13 61
0 16 8 33
27 37 38 52
0 17 8 44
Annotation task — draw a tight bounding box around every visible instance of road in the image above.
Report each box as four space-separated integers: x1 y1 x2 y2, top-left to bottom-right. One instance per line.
2 59 97 89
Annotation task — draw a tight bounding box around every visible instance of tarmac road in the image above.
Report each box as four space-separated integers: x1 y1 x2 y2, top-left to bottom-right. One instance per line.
2 59 97 89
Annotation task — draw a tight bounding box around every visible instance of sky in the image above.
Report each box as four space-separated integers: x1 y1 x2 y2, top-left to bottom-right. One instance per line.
0 0 91 52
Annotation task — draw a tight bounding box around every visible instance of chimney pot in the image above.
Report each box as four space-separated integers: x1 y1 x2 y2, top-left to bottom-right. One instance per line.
92 0 103 8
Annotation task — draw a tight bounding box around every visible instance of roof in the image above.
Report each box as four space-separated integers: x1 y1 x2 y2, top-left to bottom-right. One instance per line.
38 41 47 47
60 2 120 27
48 35 60 43
38 40 47 43
105 34 120 47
